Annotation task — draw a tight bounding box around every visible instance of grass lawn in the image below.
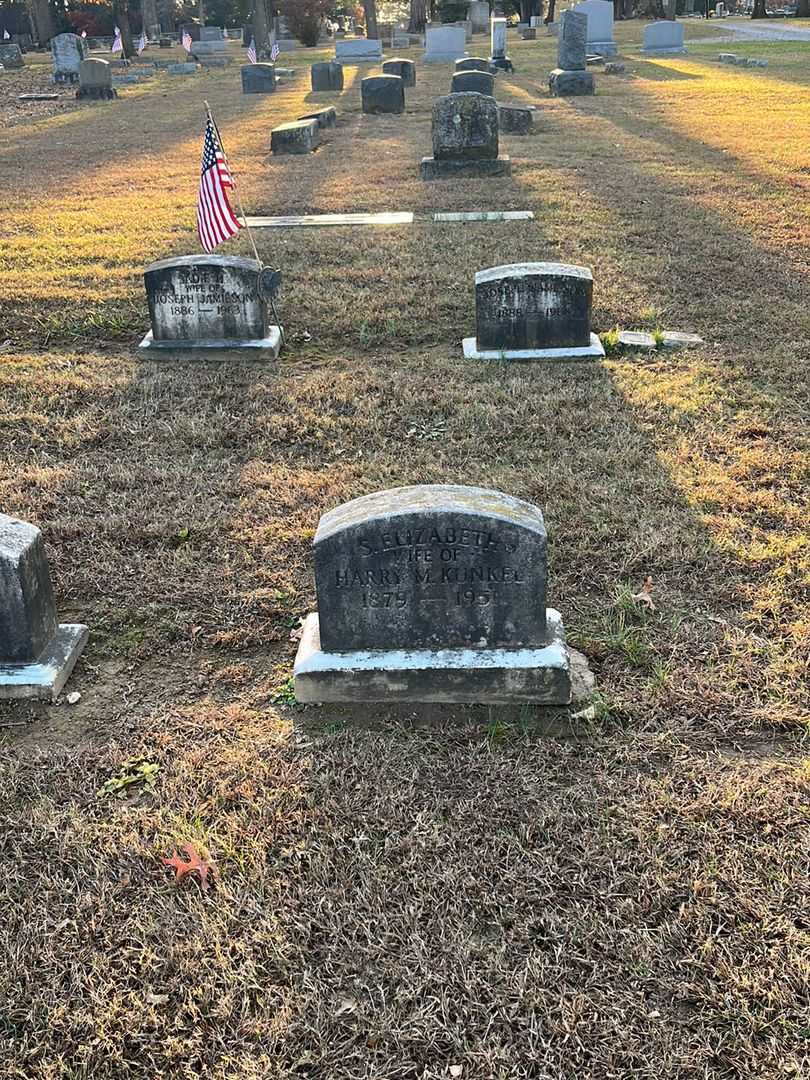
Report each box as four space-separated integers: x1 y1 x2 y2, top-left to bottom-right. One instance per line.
0 27 808 1079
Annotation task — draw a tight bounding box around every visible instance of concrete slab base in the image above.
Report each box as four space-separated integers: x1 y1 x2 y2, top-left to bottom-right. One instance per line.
138 327 282 359
420 155 512 179
463 332 605 361
0 624 88 701
294 610 572 705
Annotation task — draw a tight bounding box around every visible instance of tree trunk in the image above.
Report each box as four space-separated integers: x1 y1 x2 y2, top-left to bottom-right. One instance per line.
408 0 427 32
26 0 55 44
142 0 159 38
545 0 556 21
112 0 134 57
794 0 808 13
751 0 767 15
252 0 271 52
362 0 378 38
198 0 205 26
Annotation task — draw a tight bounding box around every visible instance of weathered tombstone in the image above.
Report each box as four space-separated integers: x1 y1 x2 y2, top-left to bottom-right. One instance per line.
311 59 343 89
498 104 533 134
271 118 320 153
51 32 88 83
76 58 117 99
423 25 467 62
382 57 416 85
519 27 537 39
335 38 383 61
463 262 604 359
571 0 617 56
361 74 405 114
421 91 510 179
241 62 277 92
167 62 199 74
489 16 512 71
642 21 686 54
451 69 494 94
455 56 494 73
0 514 88 701
548 10 595 96
198 56 230 67
468 0 491 33
139 255 282 358
0 43 24 69
298 106 337 127
293 485 573 705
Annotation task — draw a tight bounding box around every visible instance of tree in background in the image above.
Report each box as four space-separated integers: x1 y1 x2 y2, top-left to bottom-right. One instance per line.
25 0 58 42
279 0 330 43
361 0 377 36
408 0 425 30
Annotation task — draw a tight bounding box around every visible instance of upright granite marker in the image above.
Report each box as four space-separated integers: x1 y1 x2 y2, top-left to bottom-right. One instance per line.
451 69 494 95
463 262 604 360
571 0 617 56
455 56 495 73
51 32 88 83
0 43 24 69
241 62 277 92
382 57 416 85
139 255 282 358
423 25 467 62
489 16 512 71
0 514 88 701
642 21 686 55
335 38 383 62
420 92 510 179
76 58 117 100
549 10 594 97
294 485 573 704
361 74 405 114
311 60 343 90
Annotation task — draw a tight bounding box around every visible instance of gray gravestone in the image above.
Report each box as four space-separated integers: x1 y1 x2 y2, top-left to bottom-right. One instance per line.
361 74 405 114
571 0 617 55
498 104 533 134
241 62 277 92
0 43 24 68
451 69 494 95
463 262 604 360
421 91 510 179
271 118 320 153
167 62 199 74
139 255 282 358
335 38 383 61
423 25 467 62
490 15 511 70
0 514 88 700
455 56 494 73
293 485 573 704
298 106 337 127
382 57 416 85
549 10 594 96
51 32 88 83
77 58 117 99
311 60 343 90
642 21 686 54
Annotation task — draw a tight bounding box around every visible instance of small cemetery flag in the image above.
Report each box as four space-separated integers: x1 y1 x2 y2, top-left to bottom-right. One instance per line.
246 38 257 63
137 29 148 54
111 25 123 53
197 112 242 253
182 29 193 52
3 29 10 39
270 39 280 61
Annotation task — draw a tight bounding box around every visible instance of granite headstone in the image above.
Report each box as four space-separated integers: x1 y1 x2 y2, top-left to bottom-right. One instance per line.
382 57 416 85
76 58 117 99
420 91 510 179
311 59 344 89
361 74 405 113
0 43 24 68
642 21 686 54
241 62 277 92
51 32 88 83
549 10 594 96
451 69 494 95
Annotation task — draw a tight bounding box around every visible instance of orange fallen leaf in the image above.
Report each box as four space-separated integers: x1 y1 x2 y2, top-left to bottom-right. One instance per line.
162 842 215 893
632 575 656 611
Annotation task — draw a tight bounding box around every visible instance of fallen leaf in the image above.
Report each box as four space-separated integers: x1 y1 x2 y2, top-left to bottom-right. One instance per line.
632 575 656 611
162 842 215 892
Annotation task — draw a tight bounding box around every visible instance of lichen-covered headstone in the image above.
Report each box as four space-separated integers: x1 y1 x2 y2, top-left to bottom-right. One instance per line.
51 32 89 83
421 92 510 179
0 43 24 69
549 10 595 96
77 58 117 100
0 514 88 700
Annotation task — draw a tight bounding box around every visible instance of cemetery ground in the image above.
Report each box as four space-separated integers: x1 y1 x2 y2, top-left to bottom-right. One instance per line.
1 22 809 1079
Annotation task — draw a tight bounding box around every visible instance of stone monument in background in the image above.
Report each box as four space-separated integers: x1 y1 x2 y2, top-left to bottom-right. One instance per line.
548 10 594 97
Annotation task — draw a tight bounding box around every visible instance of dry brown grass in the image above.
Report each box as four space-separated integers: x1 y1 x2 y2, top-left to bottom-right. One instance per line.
0 28 809 1080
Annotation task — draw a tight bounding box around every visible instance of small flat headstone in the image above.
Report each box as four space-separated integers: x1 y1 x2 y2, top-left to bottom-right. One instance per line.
139 254 282 358
167 62 199 74
298 106 337 128
335 38 383 61
659 330 703 348
463 261 604 360
433 211 534 222
271 118 320 154
604 61 625 74
18 93 60 101
244 211 413 228
293 485 575 705
617 330 656 349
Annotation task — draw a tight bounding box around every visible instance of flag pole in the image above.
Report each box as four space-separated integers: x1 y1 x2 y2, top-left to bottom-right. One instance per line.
203 100 262 267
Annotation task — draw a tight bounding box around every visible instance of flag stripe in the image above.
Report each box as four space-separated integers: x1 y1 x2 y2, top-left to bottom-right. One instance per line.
196 115 241 253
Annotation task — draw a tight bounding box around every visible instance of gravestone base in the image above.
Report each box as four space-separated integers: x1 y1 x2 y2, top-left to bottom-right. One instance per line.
294 609 572 705
498 104 533 134
76 85 117 100
643 46 687 56
549 68 595 95
489 55 513 72
588 42 617 57
462 332 605 361
138 327 282 359
0 623 88 702
53 72 80 84
420 154 511 179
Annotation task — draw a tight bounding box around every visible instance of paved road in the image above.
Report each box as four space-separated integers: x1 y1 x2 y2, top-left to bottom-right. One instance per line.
711 18 810 41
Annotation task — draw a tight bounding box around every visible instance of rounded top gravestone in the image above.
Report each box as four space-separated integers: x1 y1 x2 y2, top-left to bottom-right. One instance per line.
451 69 495 96
313 484 548 652
432 92 499 161
474 262 594 351
0 514 58 664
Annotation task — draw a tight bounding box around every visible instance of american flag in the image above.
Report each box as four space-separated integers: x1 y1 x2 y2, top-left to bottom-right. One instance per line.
111 25 122 53
246 37 257 63
137 29 148 53
182 29 193 52
197 114 241 253
270 39 280 60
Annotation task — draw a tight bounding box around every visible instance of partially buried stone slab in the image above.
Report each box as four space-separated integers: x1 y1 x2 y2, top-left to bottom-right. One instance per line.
455 57 494 73
361 74 405 114
451 69 494 95
293 485 574 705
167 62 199 74
76 58 117 99
139 255 282 358
311 60 343 90
271 118 320 153
382 57 416 85
498 104 533 134
241 62 277 92
0 514 88 701
463 262 604 360
420 91 510 179
298 106 337 128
